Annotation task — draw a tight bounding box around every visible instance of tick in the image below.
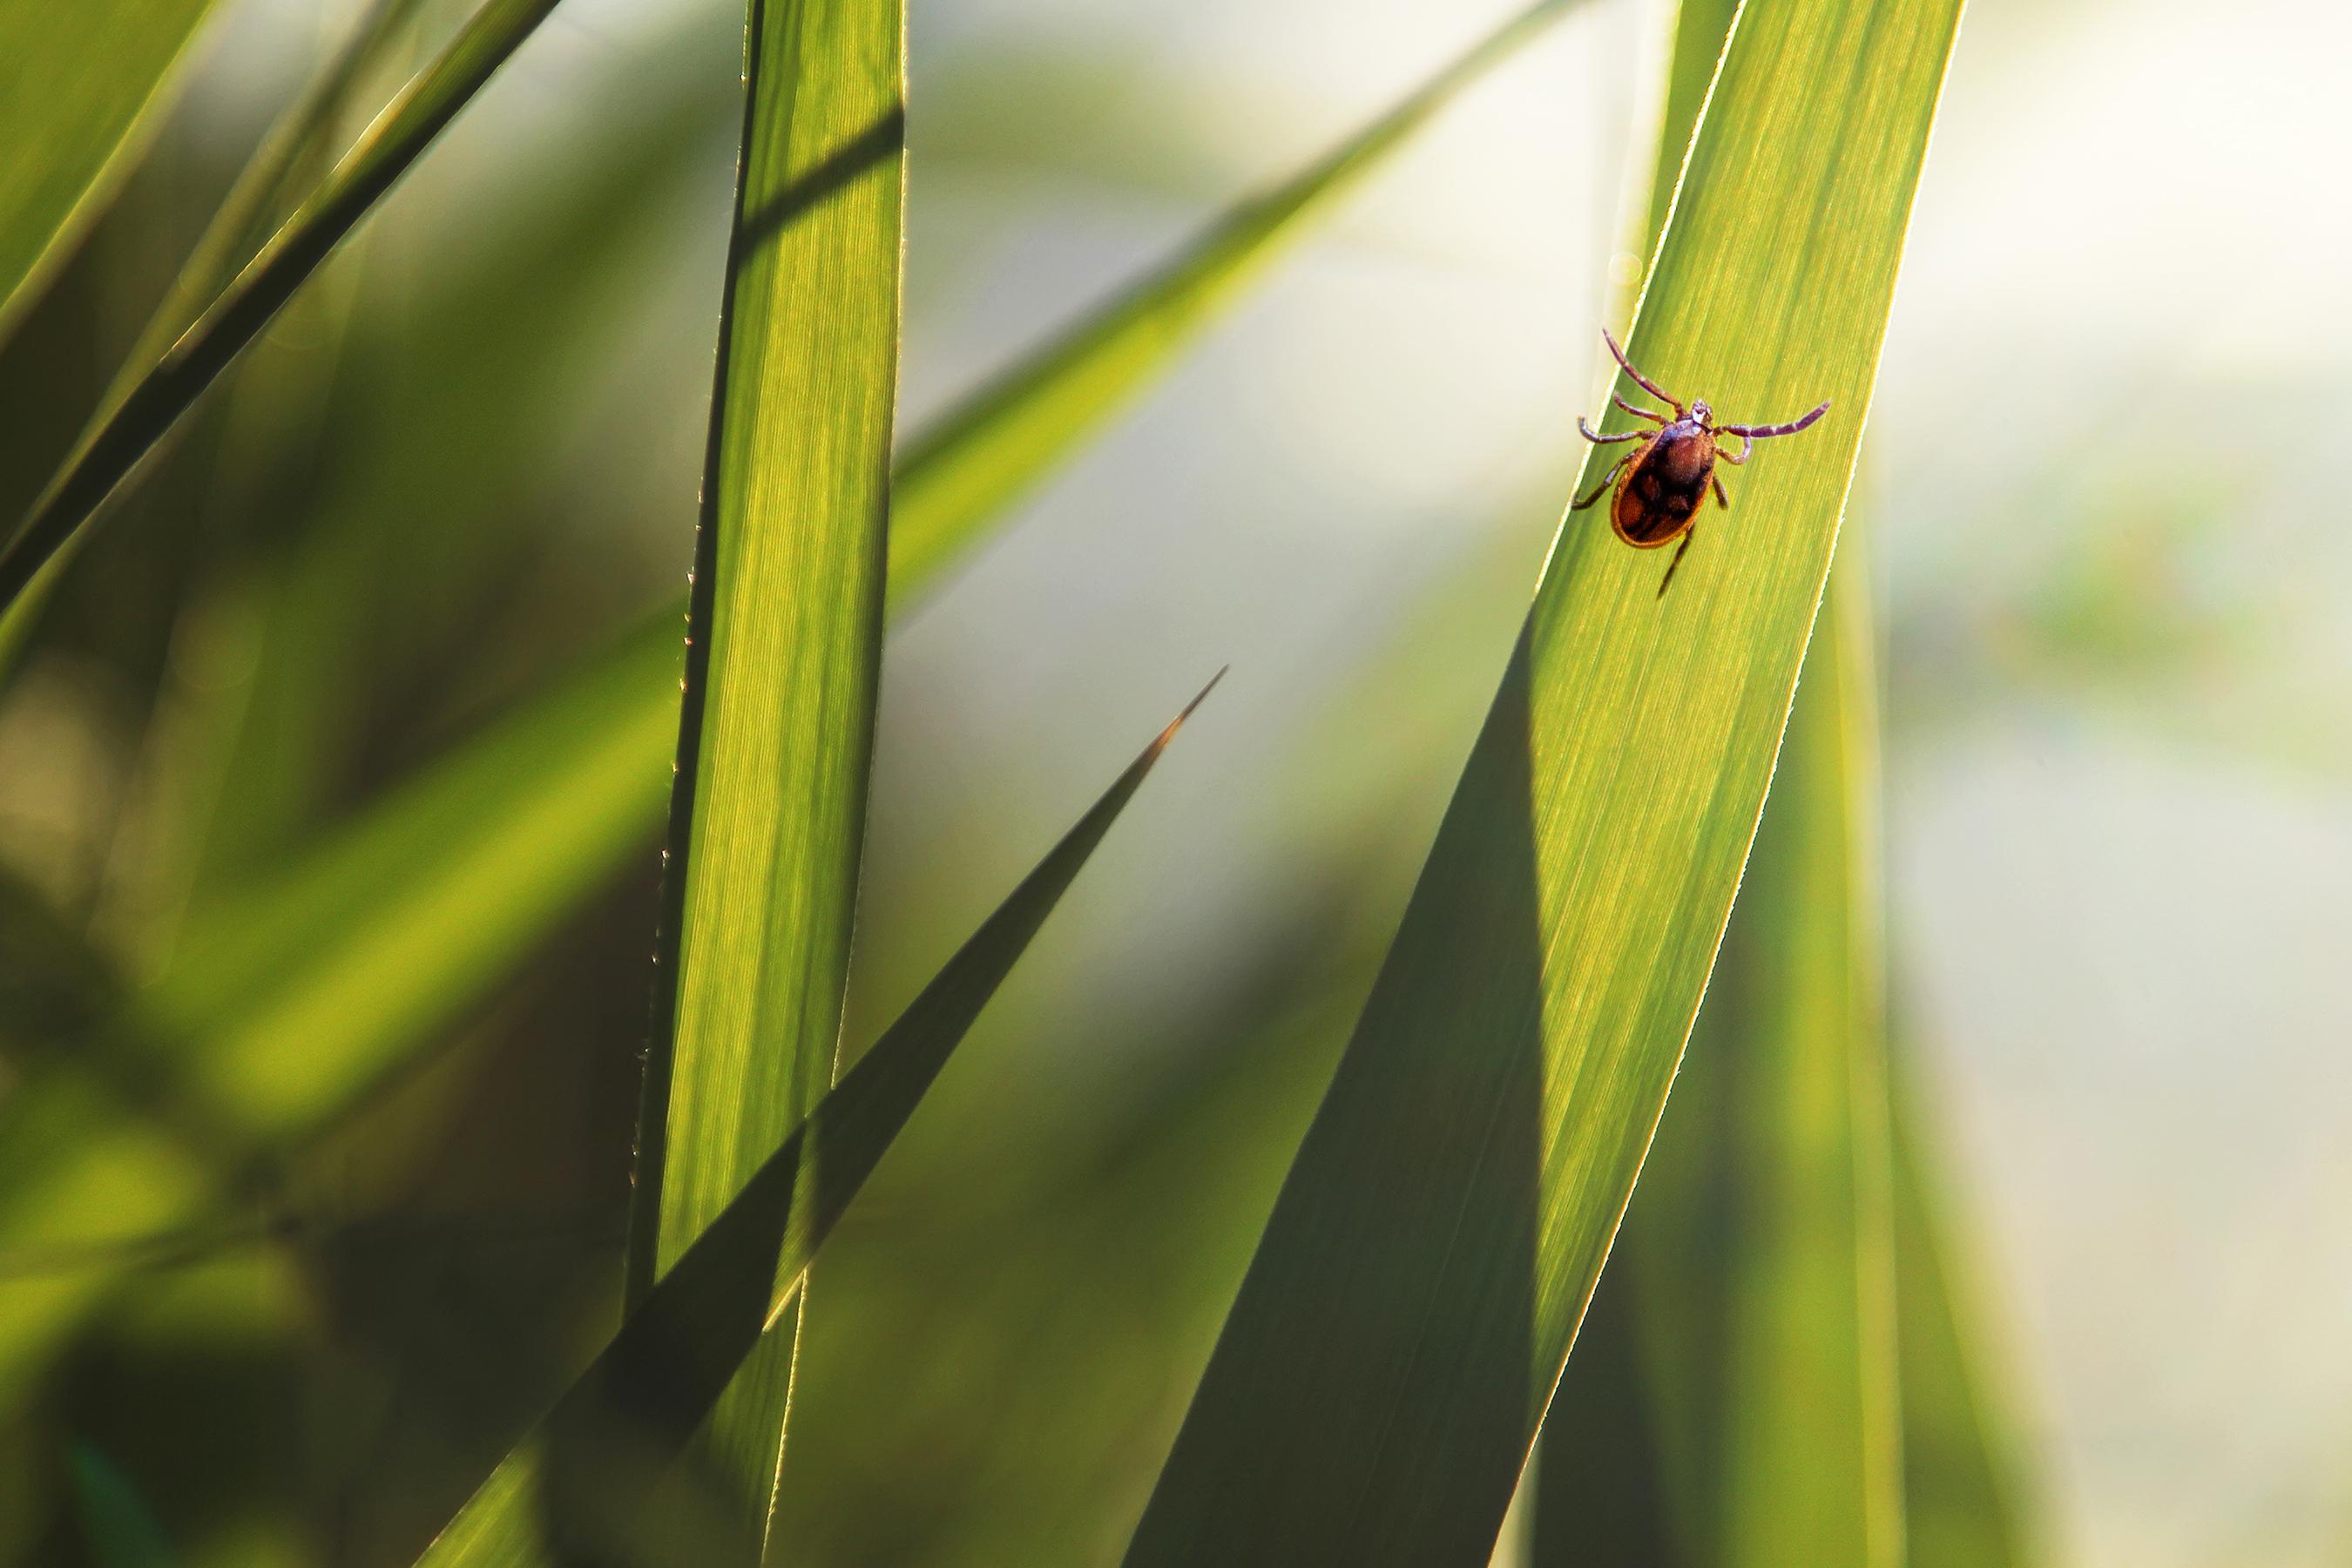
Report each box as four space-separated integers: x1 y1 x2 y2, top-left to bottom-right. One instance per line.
1571 329 1831 597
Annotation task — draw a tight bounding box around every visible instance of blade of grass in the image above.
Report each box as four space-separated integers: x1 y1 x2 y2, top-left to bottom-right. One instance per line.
1121 3 1965 1560
0 0 565 615
415 685 1208 1565
1890 1043 2038 1567
887 0 1589 595
119 0 433 404
624 0 905 1544
0 0 222 346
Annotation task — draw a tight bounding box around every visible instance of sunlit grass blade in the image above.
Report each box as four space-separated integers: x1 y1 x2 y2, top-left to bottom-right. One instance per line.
0 0 222 346
886 0 1590 594
624 0 905 1543
0 0 564 614
415 686 1207 1565
1891 1048 2039 1567
1121 3 1965 1560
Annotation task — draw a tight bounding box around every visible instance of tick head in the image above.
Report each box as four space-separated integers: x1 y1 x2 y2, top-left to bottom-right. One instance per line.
1690 400 1713 427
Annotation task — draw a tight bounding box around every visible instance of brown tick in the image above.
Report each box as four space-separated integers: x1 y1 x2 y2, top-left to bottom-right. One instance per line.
1571 329 1831 597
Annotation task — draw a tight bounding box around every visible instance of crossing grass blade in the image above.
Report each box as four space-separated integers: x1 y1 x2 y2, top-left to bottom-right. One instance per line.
0 0 435 683
0 0 565 615
1890 1048 2039 1567
1120 3 1966 1561
0 0 222 347
623 0 905 1546
886 0 1591 594
412 686 1207 1566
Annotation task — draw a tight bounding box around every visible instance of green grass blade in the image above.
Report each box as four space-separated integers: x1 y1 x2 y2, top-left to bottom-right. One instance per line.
885 0 1589 594
414 688 1205 1565
625 0 906 1542
1537 563 1903 1565
117 0 431 403
1120 3 1964 1560
0 0 221 345
0 0 564 614
1891 1052 2038 1567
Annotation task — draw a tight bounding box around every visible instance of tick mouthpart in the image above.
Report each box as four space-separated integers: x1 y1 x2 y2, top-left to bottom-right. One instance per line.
1690 400 1713 425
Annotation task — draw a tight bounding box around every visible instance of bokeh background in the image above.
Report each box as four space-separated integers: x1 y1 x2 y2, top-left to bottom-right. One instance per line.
3 0 2349 1563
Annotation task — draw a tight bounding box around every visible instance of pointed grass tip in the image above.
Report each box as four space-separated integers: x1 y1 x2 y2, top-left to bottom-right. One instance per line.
1152 666 1229 755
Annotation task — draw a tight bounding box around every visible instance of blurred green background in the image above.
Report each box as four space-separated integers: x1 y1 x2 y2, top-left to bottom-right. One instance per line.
2 0 2348 1563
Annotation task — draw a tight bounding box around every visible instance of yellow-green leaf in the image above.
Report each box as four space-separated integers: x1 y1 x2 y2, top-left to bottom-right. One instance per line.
414 685 1205 1566
1122 3 1965 1560
0 0 221 346
623 0 905 1544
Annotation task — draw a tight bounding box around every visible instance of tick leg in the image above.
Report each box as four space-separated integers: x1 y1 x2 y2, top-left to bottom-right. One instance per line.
1572 450 1636 510
1658 529 1695 598
1576 416 1646 445
1711 473 1729 509
1716 434 1753 465
1612 391 1671 427
1601 328 1683 413
1719 399 1831 440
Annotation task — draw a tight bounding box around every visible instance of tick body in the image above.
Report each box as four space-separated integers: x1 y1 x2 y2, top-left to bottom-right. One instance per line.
1571 330 1831 596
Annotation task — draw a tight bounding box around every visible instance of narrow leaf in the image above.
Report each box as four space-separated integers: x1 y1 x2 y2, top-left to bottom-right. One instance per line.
415 683 1210 1566
1891 1050 2039 1567
1122 3 1966 1561
886 0 1590 594
0 0 471 682
625 0 905 1540
0 0 564 613
0 0 220 344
